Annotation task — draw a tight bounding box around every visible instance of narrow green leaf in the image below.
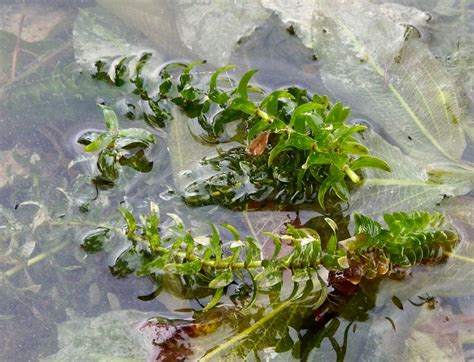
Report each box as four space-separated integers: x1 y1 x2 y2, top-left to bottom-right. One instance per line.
137 256 167 276
351 156 391 172
212 108 246 136
318 167 344 209
203 288 224 312
209 270 233 288
237 69 258 99
119 150 154 173
229 98 257 115
117 128 156 145
134 52 152 76
341 141 369 155
209 65 235 92
353 213 383 238
324 217 338 233
210 224 222 262
325 318 341 337
183 59 207 74
391 295 404 310
303 153 348 169
113 57 128 86
84 132 113 152
97 149 119 180
333 125 366 142
118 207 136 237
77 131 102 146
209 65 235 104
81 228 110 253
262 232 282 259
292 269 310 283
290 102 325 126
98 104 119 131
286 132 315 150
260 90 294 116
221 223 240 240
244 236 260 267
243 272 258 310
175 260 202 275
159 62 188 78
114 137 149 150
326 234 337 255
325 102 350 124
268 137 289 165
332 179 350 201
248 120 271 140
255 267 282 288
296 278 316 301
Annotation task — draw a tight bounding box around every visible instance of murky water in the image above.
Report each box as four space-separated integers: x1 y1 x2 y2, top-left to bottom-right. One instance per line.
0 1 473 361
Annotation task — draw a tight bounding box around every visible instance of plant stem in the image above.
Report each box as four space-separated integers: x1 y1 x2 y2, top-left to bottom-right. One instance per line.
147 243 264 270
0 240 71 282
256 108 271 122
443 251 474 264
11 15 26 80
342 164 360 183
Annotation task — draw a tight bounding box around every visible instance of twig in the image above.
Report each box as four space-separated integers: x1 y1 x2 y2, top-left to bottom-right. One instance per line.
11 14 26 81
2 40 73 92
444 251 474 264
19 48 40 58
0 240 71 282
243 206 260 244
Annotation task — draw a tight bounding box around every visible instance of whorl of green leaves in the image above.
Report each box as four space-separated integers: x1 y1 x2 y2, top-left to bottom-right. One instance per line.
202 66 391 208
347 211 459 268
104 203 459 309
77 104 156 188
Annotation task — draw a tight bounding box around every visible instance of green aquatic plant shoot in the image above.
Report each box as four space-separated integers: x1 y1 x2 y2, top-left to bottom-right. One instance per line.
92 203 459 310
77 104 156 188
91 55 391 208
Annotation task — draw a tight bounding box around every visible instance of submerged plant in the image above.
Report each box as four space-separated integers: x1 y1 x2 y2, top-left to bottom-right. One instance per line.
79 52 466 360
98 203 458 310
91 55 391 208
77 104 156 188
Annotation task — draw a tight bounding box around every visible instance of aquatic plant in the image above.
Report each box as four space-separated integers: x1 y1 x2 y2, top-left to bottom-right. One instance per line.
73 53 467 360
91 56 390 208
97 203 459 311
77 103 156 188
2 2 472 360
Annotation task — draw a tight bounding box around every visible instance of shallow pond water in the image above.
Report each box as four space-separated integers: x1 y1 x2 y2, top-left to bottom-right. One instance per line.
0 1 473 361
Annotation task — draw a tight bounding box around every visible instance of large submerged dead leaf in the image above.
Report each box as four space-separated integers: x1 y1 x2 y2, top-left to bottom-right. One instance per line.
168 109 217 193
0 5 68 43
200 285 327 361
349 130 473 216
312 0 467 164
0 150 27 189
97 0 185 59
305 0 474 217
376 0 474 136
73 7 161 68
173 0 270 65
43 310 155 361
260 0 316 48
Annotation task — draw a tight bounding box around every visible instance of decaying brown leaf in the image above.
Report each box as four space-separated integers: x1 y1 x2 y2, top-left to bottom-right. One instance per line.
0 150 27 189
246 131 270 156
138 316 221 361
